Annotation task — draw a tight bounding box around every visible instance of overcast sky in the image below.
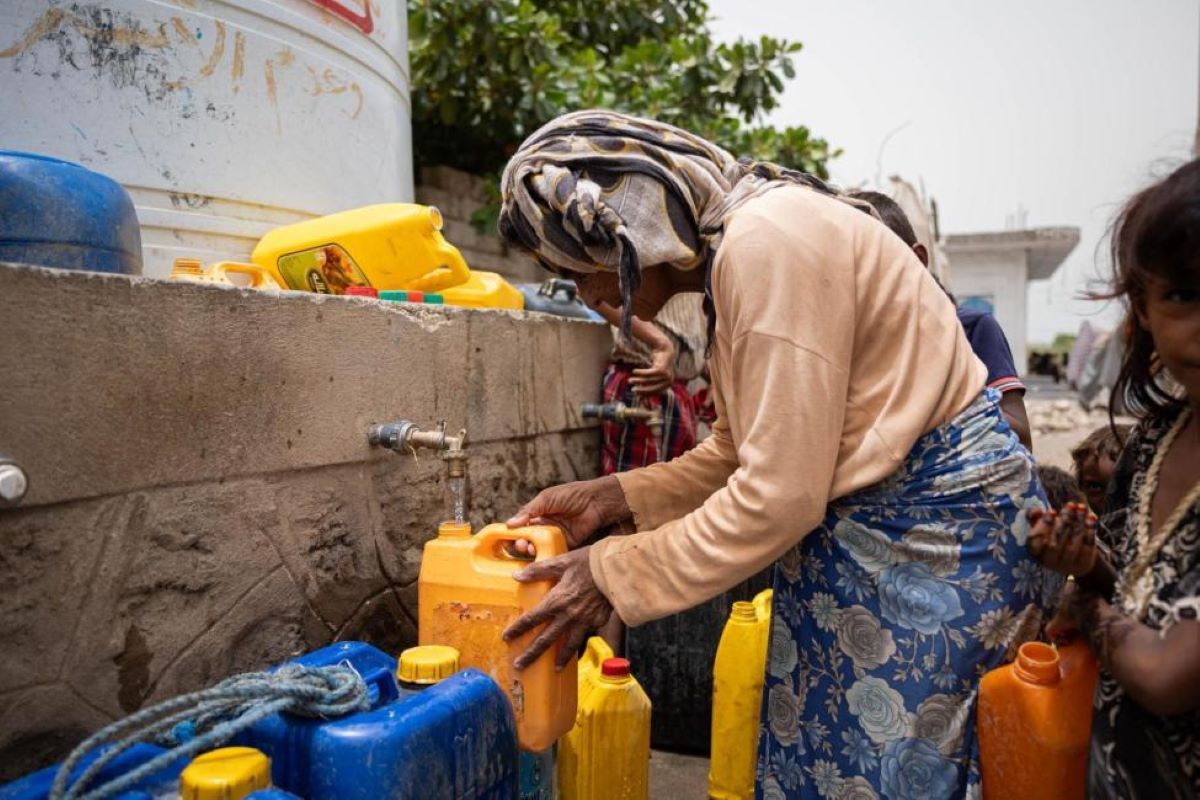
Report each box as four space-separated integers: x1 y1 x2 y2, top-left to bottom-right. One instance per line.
708 0 1198 344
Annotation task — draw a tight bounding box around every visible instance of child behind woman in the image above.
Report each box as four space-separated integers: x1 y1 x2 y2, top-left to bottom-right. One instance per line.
1071 424 1131 515
1028 159 1200 798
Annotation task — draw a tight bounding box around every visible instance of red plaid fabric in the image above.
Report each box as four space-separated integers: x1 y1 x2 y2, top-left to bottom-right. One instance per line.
600 363 698 475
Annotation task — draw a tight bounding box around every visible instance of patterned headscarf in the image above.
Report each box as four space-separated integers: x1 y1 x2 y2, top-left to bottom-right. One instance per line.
498 109 858 335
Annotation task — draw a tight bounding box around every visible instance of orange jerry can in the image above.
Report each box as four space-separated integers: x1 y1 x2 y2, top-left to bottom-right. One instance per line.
418 521 578 752
977 640 1099 800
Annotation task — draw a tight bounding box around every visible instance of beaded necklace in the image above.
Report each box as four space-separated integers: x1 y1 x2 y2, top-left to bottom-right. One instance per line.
1118 408 1200 619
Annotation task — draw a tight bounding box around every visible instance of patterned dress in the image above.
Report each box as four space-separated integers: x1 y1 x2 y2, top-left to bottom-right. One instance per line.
757 390 1053 800
1089 407 1200 799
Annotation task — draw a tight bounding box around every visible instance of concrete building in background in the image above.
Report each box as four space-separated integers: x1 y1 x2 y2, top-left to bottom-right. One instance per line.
944 227 1080 373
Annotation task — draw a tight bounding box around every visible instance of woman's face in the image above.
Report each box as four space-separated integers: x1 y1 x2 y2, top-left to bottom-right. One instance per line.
1139 274 1200 407
573 266 676 320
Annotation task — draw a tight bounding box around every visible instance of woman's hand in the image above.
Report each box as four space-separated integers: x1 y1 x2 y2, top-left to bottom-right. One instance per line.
502 547 614 670
1026 503 1098 576
630 339 676 396
507 475 631 556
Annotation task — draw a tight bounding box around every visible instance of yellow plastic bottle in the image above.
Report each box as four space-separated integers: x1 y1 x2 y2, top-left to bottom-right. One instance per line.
439 270 525 310
251 204 470 295
558 655 651 800
418 521 578 752
708 596 772 800
170 258 281 289
577 636 614 685
180 746 271 800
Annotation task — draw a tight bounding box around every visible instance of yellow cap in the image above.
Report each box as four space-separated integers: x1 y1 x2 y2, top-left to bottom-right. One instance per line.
180 747 270 800
398 645 460 685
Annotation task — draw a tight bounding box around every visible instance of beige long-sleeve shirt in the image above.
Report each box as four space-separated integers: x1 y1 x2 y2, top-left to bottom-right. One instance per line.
588 186 986 626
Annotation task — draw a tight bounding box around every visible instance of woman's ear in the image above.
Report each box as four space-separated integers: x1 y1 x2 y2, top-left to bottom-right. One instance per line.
912 243 930 268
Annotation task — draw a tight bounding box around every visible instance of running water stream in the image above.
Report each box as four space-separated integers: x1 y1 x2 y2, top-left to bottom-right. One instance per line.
446 474 466 524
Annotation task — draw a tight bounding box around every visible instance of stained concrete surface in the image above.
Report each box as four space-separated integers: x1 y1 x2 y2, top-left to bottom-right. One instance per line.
0 263 610 778
650 749 711 797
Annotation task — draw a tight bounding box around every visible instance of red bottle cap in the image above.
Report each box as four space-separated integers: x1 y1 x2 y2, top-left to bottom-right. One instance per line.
601 657 630 678
344 286 378 298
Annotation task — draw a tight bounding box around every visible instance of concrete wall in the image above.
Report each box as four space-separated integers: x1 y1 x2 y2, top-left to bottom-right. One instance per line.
415 166 545 285
0 263 609 778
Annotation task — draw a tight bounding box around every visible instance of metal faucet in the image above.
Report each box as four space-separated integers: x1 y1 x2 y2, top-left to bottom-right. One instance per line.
581 403 663 430
368 420 468 479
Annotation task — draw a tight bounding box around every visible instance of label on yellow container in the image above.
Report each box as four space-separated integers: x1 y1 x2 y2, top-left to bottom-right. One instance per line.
276 244 371 294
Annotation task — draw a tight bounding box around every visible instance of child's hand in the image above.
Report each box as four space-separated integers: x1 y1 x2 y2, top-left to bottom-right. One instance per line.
630 341 675 396
1027 503 1098 577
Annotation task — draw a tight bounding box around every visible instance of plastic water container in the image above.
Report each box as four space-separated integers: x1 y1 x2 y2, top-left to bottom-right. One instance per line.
440 271 525 310
0 151 141 274
977 640 1098 800
708 590 772 800
0 2 412 277
235 641 518 799
170 258 281 289
518 279 603 322
627 569 773 754
518 748 555 800
419 522 578 752
1 642 517 800
251 205 469 295
558 652 651 800
0 743 186 800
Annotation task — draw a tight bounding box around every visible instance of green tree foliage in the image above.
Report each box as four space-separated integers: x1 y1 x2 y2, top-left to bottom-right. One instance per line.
408 0 839 183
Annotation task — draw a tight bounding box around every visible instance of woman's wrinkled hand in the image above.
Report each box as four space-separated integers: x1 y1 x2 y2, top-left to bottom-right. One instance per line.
502 547 614 671
507 476 631 556
1027 503 1098 577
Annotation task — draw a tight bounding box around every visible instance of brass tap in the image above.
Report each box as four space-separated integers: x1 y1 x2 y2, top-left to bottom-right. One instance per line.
369 419 468 472
581 403 663 429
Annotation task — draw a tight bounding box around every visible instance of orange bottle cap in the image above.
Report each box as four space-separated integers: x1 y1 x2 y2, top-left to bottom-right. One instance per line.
1014 641 1061 685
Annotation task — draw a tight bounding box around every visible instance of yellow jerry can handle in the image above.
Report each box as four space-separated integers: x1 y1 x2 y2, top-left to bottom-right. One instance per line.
470 524 567 577
211 261 281 290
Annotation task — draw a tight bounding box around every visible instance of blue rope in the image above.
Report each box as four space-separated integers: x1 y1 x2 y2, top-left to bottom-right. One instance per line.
50 663 369 800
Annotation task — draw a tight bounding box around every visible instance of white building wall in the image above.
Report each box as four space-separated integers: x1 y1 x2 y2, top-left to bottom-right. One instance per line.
948 251 1030 375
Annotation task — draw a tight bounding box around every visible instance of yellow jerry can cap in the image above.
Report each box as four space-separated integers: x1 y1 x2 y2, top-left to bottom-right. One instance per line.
398 645 460 685
180 746 270 800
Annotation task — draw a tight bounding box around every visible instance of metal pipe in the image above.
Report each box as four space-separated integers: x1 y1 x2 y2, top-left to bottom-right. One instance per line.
580 403 662 427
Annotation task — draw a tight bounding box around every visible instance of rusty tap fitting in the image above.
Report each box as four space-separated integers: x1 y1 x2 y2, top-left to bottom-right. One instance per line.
369 419 465 453
580 402 663 429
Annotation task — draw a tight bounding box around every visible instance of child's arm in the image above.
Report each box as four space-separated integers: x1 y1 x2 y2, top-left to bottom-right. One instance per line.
1072 592 1200 716
596 303 677 396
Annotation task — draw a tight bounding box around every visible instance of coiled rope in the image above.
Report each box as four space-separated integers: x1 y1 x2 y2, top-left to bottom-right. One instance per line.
50 663 369 800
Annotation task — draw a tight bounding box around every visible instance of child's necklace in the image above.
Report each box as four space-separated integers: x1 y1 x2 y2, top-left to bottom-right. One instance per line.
1118 408 1200 619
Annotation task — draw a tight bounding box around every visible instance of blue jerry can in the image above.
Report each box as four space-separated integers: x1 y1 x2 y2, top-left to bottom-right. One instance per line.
0 150 142 274
236 641 519 799
1 642 518 800
0 743 186 800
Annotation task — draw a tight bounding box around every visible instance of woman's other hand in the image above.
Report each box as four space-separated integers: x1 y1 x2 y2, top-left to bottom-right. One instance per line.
507 475 631 555
1026 503 1098 577
502 547 614 670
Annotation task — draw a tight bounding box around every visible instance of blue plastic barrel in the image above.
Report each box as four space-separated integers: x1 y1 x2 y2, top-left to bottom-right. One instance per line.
0 151 142 274
236 641 519 799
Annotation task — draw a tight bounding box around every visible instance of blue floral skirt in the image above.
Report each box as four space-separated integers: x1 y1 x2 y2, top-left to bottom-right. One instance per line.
756 390 1054 800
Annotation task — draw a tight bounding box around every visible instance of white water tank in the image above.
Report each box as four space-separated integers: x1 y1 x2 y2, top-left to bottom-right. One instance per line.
0 0 412 277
